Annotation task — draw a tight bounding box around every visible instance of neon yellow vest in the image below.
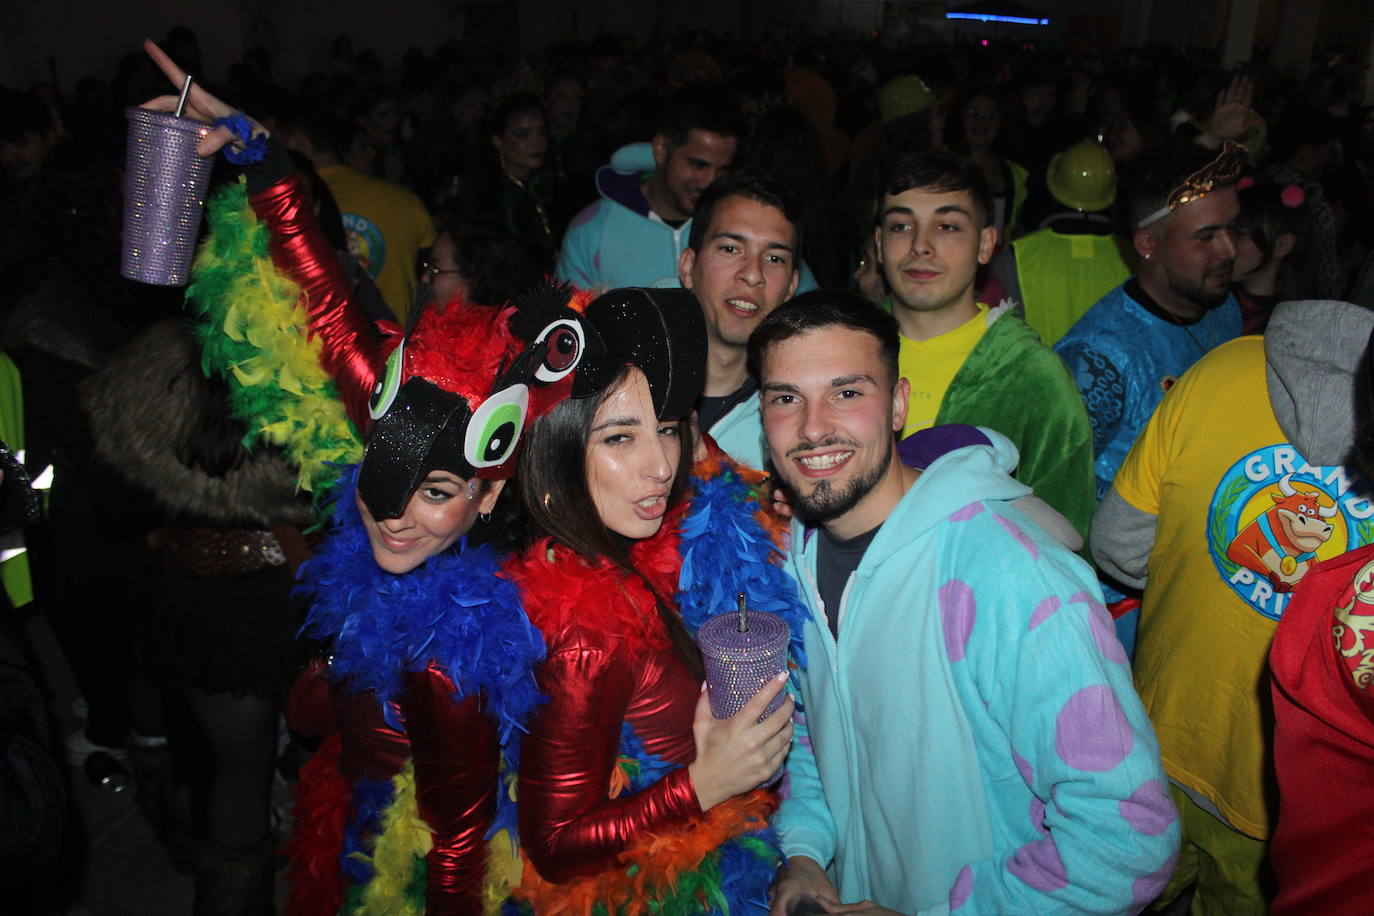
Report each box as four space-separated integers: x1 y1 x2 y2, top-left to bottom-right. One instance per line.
1011 229 1134 346
0 353 32 608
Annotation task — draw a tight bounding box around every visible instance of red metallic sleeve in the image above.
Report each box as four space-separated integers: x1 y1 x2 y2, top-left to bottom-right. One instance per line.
248 173 385 430
516 639 701 883
330 685 411 783
402 665 499 916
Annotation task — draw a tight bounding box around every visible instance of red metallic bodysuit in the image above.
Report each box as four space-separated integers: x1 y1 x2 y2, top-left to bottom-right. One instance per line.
403 668 499 912
506 507 704 884
247 162 498 916
248 169 385 431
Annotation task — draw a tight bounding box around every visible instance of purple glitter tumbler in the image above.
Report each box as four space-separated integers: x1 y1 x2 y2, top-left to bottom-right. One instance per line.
697 594 790 785
697 593 790 722
121 107 213 286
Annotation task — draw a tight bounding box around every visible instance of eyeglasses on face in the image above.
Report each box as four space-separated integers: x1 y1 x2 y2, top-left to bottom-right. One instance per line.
419 260 463 280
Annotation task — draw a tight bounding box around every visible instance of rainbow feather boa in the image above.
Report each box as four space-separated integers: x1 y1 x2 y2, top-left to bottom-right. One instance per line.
509 450 807 916
185 178 362 501
290 734 522 916
290 467 544 912
675 450 809 672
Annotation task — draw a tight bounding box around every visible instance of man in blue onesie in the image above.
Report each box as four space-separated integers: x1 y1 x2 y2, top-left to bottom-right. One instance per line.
752 290 1179 915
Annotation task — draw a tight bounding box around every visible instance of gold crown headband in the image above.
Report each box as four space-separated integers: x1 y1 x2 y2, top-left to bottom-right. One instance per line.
1137 140 1247 228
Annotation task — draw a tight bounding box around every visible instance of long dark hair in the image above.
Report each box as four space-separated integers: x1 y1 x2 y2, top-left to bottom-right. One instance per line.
518 366 702 678
1235 179 1316 302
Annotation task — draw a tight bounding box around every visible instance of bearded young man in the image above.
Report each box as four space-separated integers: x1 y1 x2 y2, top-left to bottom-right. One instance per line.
1055 141 1246 503
1055 141 1246 655
751 290 1178 916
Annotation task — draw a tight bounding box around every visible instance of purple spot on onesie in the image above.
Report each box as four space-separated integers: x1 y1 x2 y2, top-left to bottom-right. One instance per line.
938 580 977 662
949 866 973 910
1119 780 1177 836
1006 836 1068 892
1054 685 1133 771
1029 596 1062 631
950 503 985 522
1013 751 1034 787
994 513 1038 559
1132 852 1179 905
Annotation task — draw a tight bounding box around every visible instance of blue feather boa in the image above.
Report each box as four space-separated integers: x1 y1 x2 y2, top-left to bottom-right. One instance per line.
296 465 545 746
340 776 395 884
676 461 809 672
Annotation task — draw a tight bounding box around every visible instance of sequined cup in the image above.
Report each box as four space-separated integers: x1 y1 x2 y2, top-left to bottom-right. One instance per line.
121 107 213 286
697 608 790 784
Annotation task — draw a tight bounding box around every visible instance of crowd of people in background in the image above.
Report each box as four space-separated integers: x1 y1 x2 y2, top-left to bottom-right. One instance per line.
1 17 1374 916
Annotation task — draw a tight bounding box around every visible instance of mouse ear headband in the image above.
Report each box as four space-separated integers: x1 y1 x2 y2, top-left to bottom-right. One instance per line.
571 287 707 420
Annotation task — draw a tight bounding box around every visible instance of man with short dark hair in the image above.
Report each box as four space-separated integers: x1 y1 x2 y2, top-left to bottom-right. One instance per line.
556 83 746 290
752 290 1177 916
1055 141 1245 653
678 169 802 468
875 149 1094 537
1056 141 1245 503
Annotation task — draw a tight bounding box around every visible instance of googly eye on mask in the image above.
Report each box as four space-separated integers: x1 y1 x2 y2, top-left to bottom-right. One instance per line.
369 338 407 420
464 383 529 470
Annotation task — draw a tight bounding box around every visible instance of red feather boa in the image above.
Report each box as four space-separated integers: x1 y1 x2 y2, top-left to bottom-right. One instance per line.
284 733 349 916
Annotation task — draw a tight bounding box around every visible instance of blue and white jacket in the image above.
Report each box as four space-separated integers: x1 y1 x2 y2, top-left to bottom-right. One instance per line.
555 143 817 292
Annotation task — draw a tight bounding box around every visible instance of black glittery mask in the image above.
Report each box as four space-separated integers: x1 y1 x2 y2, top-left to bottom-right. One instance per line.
358 283 604 520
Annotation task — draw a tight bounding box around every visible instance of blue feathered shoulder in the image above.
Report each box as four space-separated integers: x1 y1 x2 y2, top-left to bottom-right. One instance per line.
296 465 545 740
676 453 809 672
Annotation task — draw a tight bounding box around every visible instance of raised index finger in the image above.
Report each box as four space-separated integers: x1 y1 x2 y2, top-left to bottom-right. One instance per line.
144 38 188 91
143 38 233 122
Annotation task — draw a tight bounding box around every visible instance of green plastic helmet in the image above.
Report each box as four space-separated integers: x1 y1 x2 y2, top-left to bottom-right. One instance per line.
879 75 935 125
1046 140 1117 212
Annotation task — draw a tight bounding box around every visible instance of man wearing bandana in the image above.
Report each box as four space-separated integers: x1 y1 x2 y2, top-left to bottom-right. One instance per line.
1055 142 1246 656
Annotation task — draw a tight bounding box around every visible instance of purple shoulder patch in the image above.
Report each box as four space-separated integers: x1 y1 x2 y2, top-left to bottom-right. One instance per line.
898 424 991 471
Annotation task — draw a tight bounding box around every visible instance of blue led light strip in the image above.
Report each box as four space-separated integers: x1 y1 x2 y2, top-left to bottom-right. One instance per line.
945 13 1050 25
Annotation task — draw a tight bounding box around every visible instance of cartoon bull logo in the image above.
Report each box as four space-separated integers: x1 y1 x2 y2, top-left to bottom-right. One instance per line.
1226 474 1337 592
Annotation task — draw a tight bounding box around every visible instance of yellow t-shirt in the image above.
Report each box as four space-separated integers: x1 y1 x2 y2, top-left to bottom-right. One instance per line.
319 164 436 322
1114 335 1374 838
898 304 989 438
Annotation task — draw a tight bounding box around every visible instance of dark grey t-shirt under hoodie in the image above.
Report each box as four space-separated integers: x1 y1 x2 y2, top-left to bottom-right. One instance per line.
816 524 880 639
